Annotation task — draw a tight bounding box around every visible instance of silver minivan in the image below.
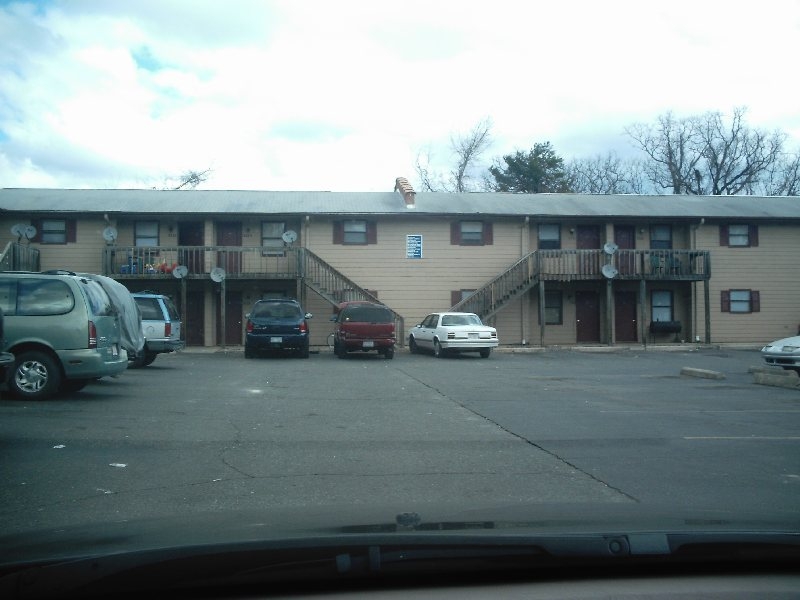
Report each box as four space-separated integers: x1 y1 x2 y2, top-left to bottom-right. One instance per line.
0 272 129 399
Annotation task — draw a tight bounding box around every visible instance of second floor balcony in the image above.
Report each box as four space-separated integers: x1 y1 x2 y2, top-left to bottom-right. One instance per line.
101 246 710 283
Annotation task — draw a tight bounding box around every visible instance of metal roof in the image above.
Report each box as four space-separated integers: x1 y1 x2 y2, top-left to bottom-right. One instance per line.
1 188 798 220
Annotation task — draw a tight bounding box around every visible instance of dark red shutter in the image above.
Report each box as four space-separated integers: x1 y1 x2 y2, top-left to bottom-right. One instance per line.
483 222 493 245
751 290 760 312
720 290 731 312
719 225 729 246
333 221 343 244
749 225 758 247
451 291 461 307
66 220 77 243
366 221 377 245
450 222 461 245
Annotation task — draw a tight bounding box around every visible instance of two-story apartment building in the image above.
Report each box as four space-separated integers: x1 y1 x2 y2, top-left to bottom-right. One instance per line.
1 182 798 349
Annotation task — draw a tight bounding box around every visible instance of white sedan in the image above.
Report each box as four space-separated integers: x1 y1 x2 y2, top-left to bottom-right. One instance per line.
761 334 800 371
408 312 499 358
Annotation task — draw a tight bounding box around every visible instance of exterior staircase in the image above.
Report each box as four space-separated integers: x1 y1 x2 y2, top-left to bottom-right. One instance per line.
0 242 40 272
450 252 539 320
299 248 405 342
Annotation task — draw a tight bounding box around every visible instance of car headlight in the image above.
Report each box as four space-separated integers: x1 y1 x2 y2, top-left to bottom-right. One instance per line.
781 345 799 352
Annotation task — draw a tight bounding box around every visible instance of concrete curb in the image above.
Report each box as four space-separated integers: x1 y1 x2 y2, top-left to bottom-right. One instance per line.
680 367 726 380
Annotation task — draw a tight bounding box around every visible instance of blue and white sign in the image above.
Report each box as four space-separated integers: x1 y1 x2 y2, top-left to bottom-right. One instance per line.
406 234 423 259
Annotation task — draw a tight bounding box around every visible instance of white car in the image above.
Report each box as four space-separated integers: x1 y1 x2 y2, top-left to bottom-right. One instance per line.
761 334 800 371
408 312 499 358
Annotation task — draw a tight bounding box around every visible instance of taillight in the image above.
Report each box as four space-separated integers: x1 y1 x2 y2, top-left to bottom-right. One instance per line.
246 320 254 333
88 321 97 349
299 321 308 334
165 322 172 337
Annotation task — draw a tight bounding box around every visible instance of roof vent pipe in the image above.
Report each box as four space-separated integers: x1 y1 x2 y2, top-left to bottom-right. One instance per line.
394 177 416 209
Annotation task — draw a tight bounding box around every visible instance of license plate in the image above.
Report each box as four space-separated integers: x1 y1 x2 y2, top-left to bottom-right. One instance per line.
468 333 479 339
363 341 374 348
270 337 283 343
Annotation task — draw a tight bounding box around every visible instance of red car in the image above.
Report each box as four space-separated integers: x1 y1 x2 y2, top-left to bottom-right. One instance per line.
331 301 396 359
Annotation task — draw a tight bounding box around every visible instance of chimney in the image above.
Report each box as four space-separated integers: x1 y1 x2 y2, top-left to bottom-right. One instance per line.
394 177 416 209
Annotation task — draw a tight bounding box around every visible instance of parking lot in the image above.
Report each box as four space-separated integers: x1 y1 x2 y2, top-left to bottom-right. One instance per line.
1 345 799 535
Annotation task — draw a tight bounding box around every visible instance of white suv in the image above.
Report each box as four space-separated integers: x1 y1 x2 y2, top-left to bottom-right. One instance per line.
130 292 184 367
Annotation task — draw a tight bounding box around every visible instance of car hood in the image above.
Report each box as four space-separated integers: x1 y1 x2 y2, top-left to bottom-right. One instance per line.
2 502 798 565
763 335 800 349
2 503 798 598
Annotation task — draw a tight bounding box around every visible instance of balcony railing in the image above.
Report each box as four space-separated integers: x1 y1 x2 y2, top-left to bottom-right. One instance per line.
103 246 301 279
0 242 40 272
538 249 709 281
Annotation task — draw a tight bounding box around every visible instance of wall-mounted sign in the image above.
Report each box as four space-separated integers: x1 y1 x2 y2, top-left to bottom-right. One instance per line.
406 234 423 259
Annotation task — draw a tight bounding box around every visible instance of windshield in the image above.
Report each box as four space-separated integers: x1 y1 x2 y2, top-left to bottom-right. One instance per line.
1 1 798 596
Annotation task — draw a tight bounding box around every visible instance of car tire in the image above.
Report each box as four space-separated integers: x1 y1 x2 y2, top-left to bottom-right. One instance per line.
141 352 157 367
299 344 310 359
408 336 418 354
434 339 444 358
244 346 255 359
479 348 491 358
10 351 62 400
384 347 394 359
334 339 347 359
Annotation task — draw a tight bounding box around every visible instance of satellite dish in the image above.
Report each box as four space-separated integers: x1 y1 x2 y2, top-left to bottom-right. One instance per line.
282 230 297 244
10 224 25 238
210 267 226 283
601 264 619 279
23 225 37 240
102 226 118 243
603 242 618 255
172 265 189 279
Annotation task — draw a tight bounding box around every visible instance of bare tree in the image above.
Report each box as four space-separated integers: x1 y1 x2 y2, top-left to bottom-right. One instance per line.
625 107 787 195
748 151 800 196
171 168 213 190
625 111 702 194
566 152 649 194
414 117 493 192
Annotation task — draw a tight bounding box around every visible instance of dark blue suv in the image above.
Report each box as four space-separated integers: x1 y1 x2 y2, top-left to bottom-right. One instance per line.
244 298 312 359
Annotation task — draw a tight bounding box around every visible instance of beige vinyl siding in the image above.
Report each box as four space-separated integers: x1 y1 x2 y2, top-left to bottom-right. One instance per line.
697 223 800 343
307 216 526 329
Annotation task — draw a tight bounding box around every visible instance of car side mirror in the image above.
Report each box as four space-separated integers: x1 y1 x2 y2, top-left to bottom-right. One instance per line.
305 313 313 319
245 313 250 319
329 315 337 322
415 324 422 328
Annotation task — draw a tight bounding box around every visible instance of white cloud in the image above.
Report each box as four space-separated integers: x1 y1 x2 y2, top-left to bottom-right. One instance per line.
1 0 798 191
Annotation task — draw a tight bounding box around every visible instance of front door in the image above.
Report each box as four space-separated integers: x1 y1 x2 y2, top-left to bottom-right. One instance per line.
576 291 600 343
576 225 601 276
183 291 205 347
614 291 638 342
216 222 242 275
217 291 243 346
178 222 204 274
614 225 635 275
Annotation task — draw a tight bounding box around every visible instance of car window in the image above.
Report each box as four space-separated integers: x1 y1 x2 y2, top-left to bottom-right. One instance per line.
135 297 164 320
17 279 75 316
342 305 392 323
162 296 180 320
0 279 17 315
80 279 114 316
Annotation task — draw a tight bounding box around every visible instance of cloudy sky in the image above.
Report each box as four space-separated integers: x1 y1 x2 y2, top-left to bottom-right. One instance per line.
1 0 798 191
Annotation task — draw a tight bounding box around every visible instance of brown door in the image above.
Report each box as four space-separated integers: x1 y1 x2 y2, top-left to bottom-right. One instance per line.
614 225 635 275
216 222 242 274
178 222 204 274
614 291 638 342
217 291 243 346
576 291 600 342
183 292 205 347
576 225 601 276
